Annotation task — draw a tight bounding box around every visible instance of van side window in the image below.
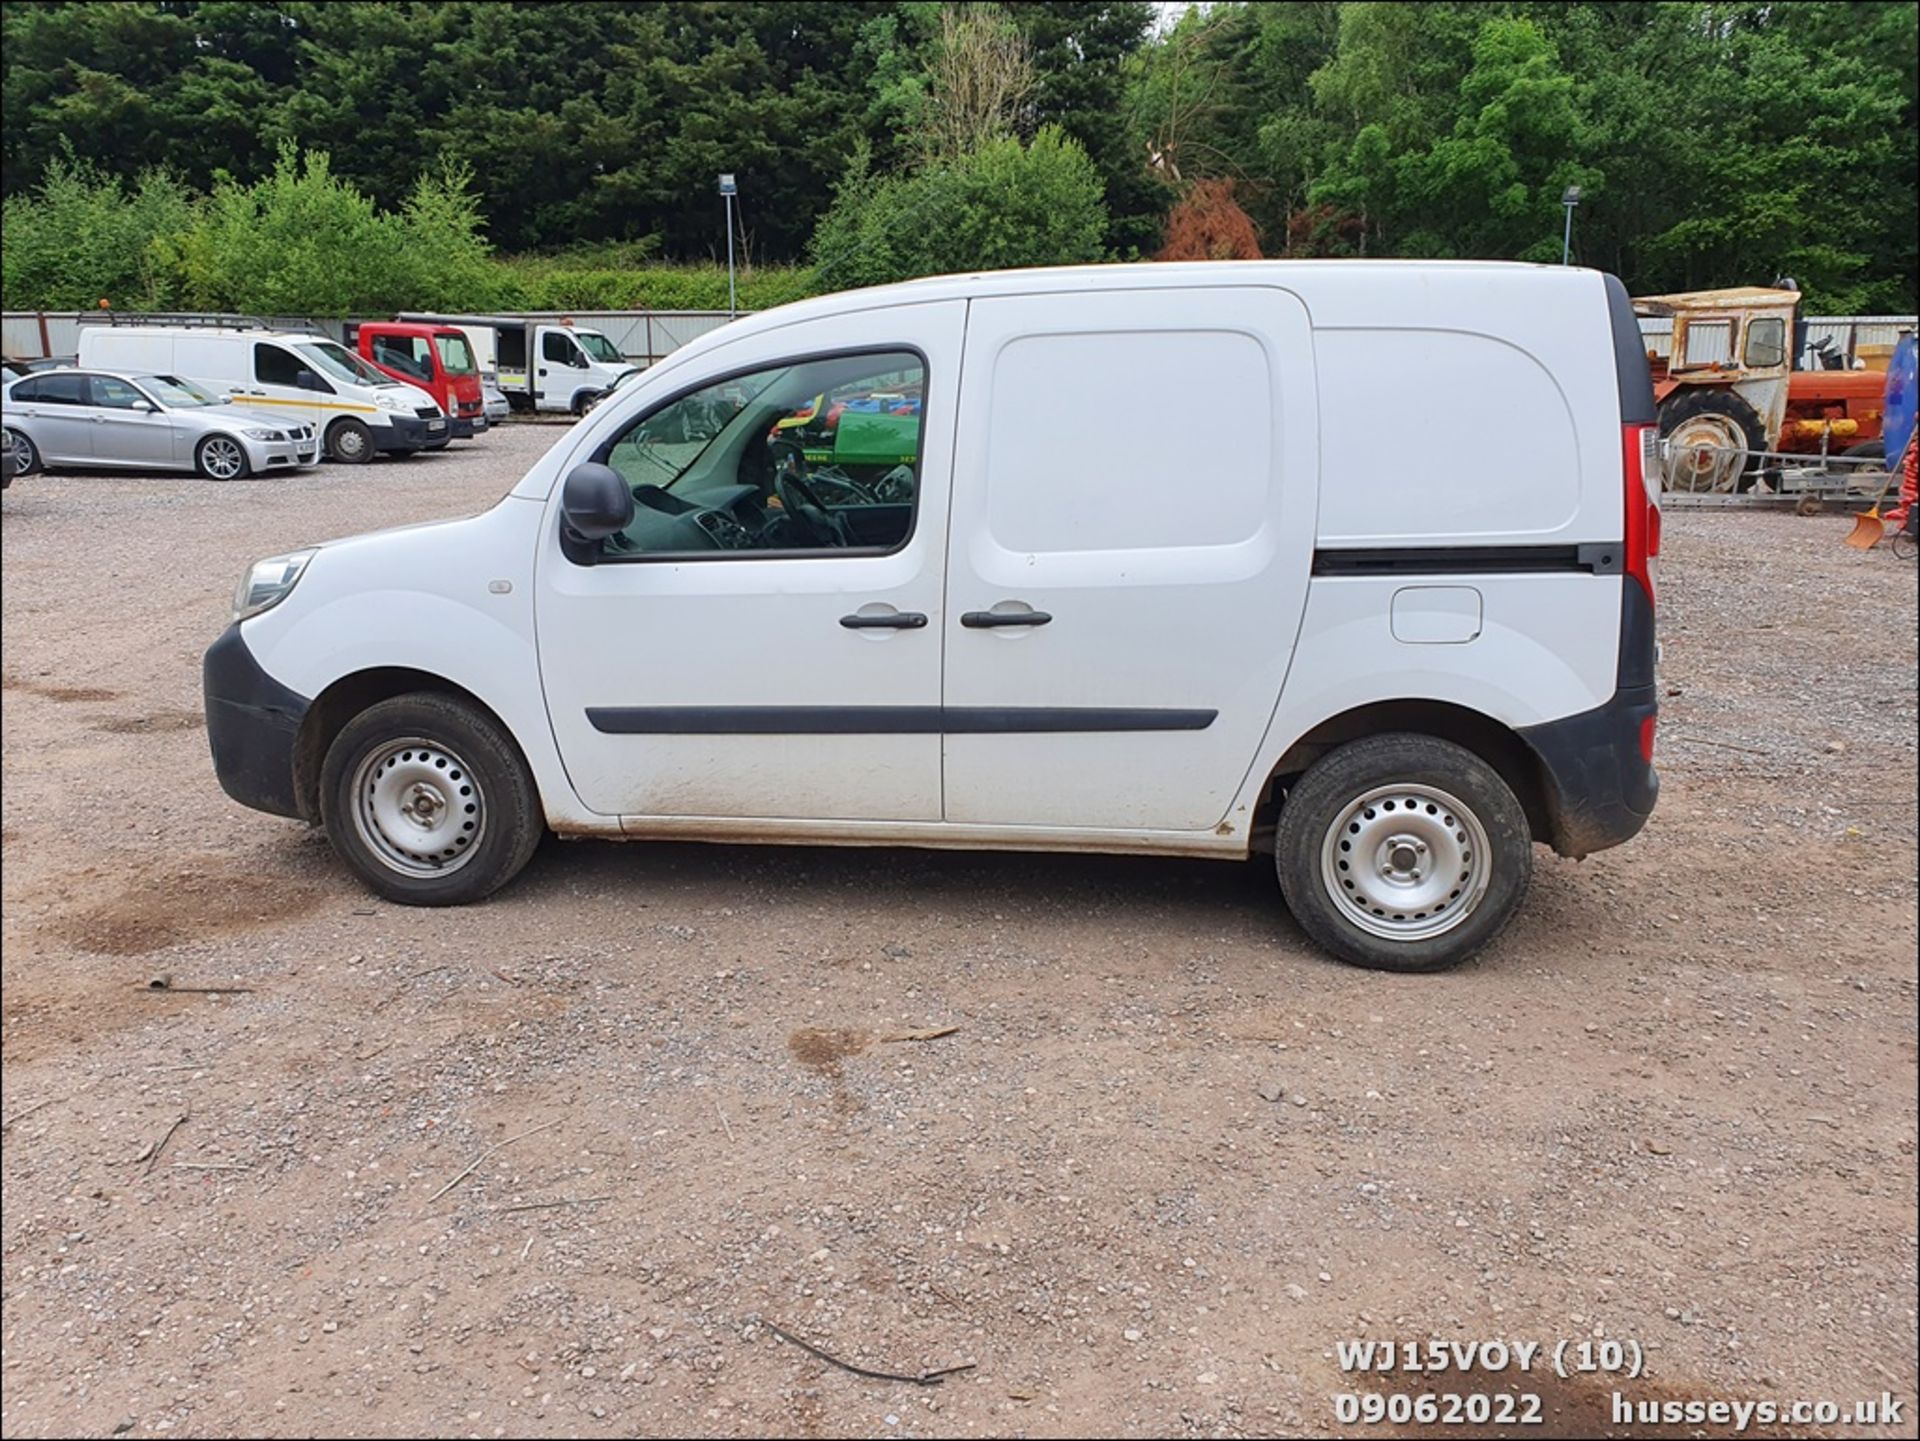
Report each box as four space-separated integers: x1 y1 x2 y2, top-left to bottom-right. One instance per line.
594 350 924 560
542 331 580 366
373 334 434 381
255 344 305 387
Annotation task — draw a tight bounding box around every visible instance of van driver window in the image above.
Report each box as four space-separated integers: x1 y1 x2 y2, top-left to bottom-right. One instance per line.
374 334 433 380
543 332 582 366
593 351 924 559
255 344 304 387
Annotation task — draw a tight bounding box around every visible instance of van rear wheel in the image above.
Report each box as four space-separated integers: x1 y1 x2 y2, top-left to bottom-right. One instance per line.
319 693 542 906
326 417 374 465
1275 733 1531 972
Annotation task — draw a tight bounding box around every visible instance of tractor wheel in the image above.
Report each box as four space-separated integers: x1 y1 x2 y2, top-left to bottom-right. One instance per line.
1659 389 1764 494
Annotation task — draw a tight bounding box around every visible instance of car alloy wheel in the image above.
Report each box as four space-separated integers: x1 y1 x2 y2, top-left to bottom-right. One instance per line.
199 435 247 481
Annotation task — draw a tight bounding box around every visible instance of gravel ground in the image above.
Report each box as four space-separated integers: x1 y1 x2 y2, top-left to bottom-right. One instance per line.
2 426 1916 1439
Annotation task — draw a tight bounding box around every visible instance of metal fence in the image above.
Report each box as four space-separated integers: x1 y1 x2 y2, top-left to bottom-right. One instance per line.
2 308 741 366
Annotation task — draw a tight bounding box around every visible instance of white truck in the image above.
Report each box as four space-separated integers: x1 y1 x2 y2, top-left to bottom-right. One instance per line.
395 314 637 416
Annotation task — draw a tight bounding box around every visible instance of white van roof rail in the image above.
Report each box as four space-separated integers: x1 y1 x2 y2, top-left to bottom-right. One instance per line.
99 310 328 333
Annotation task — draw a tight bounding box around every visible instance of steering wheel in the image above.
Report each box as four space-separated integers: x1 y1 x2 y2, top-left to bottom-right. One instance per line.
769 443 850 546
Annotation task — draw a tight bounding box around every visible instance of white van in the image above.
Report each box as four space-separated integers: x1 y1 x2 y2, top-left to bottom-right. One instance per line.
397 314 639 414
203 262 1661 972
77 325 448 464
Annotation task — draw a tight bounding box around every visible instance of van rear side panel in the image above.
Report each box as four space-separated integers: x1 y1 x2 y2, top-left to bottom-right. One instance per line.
1310 270 1623 548
1233 268 1651 854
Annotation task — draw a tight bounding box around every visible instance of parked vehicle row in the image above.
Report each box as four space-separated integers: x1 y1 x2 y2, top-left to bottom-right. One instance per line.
396 313 639 414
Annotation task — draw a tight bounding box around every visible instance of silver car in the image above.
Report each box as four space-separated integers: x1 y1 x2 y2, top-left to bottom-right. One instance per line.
2 369 322 481
481 371 511 424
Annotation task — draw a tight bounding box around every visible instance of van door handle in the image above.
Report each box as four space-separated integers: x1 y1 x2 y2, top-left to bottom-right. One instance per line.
840 611 927 630
961 610 1052 628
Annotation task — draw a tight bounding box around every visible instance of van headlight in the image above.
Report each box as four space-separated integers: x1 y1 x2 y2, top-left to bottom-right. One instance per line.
233 549 315 622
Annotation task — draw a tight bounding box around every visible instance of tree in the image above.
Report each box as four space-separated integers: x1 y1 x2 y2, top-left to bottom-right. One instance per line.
920 2 1034 162
1156 179 1261 261
809 125 1107 290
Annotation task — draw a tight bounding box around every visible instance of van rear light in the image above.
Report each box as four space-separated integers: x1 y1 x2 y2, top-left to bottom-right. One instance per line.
1622 422 1660 602
1639 712 1657 761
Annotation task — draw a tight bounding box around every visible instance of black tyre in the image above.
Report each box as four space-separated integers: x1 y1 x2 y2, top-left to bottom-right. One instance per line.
194 433 252 481
1840 440 1884 463
319 693 543 906
326 417 375 465
1658 389 1763 493
1275 733 1532 973
4 426 37 478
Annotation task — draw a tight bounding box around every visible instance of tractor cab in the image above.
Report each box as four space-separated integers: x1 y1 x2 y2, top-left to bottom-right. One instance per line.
1635 286 1889 492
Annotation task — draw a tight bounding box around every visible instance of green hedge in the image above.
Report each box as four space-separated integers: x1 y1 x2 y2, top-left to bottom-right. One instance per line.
0 147 817 317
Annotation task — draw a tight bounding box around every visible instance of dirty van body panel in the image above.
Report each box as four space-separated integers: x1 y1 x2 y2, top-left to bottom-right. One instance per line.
532 299 969 822
943 285 1320 833
229 496 600 834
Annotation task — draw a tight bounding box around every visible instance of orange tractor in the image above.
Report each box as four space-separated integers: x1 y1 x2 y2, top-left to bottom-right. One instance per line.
1633 286 1887 492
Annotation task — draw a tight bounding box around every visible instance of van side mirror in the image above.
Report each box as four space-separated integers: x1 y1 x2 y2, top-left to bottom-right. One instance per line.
560 463 635 562
295 369 323 391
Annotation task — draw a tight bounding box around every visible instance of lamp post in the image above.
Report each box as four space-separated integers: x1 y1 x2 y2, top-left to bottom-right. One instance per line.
718 173 738 319
1561 185 1582 266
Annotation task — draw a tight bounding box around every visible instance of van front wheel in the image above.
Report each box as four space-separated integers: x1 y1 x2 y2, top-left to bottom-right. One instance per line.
1275 734 1531 973
326 418 374 465
319 693 542 906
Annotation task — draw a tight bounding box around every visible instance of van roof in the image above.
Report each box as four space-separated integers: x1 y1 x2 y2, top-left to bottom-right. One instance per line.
648 257 1603 377
79 324 334 343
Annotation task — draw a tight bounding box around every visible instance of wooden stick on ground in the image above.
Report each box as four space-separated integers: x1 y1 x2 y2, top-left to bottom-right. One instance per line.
492 1194 613 1215
765 1319 975 1387
424 1119 559 1206
145 1112 189 1174
1 1097 60 1131
880 1026 960 1044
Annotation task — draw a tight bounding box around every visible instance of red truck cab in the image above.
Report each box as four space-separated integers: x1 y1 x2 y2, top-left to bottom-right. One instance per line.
346 321 487 438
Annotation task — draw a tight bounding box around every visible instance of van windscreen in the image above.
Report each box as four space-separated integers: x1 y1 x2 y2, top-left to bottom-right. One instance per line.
577 332 623 363
297 341 390 388
434 334 477 375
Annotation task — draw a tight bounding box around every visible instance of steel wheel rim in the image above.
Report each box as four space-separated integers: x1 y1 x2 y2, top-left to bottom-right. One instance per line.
350 736 485 877
202 437 245 479
335 426 367 460
1663 416 1743 493
6 429 30 471
1321 782 1492 942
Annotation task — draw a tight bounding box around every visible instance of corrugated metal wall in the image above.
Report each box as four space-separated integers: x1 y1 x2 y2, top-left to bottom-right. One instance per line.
3 310 741 364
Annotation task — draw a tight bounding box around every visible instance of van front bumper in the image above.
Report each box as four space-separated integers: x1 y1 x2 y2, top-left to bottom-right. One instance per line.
372 413 449 454
1518 684 1658 859
203 624 310 820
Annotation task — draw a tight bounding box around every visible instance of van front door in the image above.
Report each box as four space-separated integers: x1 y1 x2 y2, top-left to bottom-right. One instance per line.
534 301 964 821
942 285 1319 834
536 328 589 412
